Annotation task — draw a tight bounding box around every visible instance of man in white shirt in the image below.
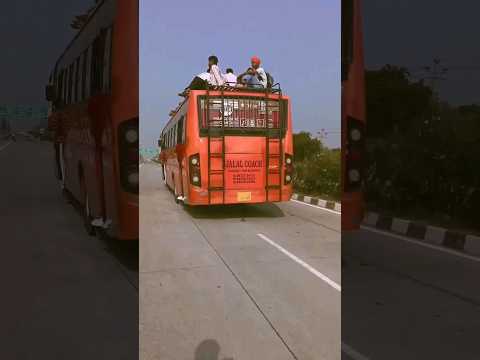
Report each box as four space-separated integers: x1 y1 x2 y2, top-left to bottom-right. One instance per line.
207 55 225 86
224 68 237 86
179 55 226 97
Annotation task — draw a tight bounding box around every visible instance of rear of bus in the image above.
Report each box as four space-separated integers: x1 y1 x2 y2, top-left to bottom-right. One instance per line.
105 0 138 239
342 0 366 230
183 89 293 205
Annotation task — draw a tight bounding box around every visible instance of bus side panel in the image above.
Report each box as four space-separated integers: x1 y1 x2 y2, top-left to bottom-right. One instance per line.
81 101 105 220
282 98 294 202
63 108 83 204
342 0 366 230
105 0 138 240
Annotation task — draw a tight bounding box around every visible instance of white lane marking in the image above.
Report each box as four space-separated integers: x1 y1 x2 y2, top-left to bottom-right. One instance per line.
0 141 12 152
290 199 341 215
257 233 341 291
361 225 480 263
342 342 371 360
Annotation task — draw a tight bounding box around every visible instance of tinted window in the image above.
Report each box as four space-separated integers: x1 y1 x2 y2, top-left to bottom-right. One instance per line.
74 57 80 103
103 27 113 93
67 64 74 104
91 31 106 96
177 116 184 144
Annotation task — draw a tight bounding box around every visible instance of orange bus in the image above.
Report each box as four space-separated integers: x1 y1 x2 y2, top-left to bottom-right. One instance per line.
342 0 366 230
46 0 138 240
159 87 293 205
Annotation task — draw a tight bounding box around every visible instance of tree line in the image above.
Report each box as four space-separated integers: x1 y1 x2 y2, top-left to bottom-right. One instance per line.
293 132 340 201
365 65 480 228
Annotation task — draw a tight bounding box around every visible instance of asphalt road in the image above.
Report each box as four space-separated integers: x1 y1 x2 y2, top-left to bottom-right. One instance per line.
342 226 480 360
140 162 341 360
0 137 138 359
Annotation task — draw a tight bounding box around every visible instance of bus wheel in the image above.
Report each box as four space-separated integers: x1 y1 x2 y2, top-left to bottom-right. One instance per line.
81 180 95 236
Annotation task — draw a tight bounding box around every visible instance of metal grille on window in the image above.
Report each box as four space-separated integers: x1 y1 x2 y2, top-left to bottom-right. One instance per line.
201 98 281 129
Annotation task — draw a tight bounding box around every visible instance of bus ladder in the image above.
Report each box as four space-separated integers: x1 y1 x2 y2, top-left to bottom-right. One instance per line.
207 87 226 205
265 87 283 202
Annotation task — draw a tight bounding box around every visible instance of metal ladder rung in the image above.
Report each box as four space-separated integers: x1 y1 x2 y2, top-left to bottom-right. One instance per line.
207 87 226 204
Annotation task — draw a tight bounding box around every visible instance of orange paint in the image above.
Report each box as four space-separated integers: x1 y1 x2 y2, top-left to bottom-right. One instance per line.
160 89 293 206
342 0 366 230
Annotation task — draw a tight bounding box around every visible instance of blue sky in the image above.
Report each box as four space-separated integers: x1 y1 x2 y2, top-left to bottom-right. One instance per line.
140 0 340 148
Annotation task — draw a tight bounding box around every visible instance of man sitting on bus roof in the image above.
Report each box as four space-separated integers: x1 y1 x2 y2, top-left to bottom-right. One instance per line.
178 70 209 97
237 56 267 88
178 55 225 97
224 68 237 86
207 55 225 86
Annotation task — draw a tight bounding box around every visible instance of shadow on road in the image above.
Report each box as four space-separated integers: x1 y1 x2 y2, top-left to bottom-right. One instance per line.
63 189 139 274
194 339 233 360
97 230 139 272
184 202 285 220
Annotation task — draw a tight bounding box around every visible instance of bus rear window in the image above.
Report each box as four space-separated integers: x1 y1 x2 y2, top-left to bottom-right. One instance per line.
199 97 287 130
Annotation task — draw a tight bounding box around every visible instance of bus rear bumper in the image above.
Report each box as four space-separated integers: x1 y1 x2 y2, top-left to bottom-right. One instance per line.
115 198 139 240
186 188 292 205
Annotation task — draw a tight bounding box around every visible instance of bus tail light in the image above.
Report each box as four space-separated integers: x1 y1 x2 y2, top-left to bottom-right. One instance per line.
285 153 293 184
345 116 365 192
189 153 201 186
119 117 139 194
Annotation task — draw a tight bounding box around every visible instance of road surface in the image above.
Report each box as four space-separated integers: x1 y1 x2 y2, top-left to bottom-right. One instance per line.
342 226 480 360
140 162 341 360
0 137 138 359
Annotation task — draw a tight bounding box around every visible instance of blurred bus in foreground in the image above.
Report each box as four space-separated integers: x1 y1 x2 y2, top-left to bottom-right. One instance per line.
342 0 366 230
46 0 138 240
159 86 293 205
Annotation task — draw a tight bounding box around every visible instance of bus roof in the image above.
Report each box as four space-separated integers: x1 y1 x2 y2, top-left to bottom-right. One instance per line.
52 0 106 73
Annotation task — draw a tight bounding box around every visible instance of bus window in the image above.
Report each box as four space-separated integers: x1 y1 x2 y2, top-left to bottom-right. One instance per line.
173 123 178 146
198 97 285 133
84 46 92 99
74 57 80 103
177 116 184 144
58 70 64 106
91 32 106 96
62 68 67 104
68 63 74 104
103 27 113 93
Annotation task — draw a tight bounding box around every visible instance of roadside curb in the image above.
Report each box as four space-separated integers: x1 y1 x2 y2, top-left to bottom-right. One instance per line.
363 211 480 257
291 193 341 213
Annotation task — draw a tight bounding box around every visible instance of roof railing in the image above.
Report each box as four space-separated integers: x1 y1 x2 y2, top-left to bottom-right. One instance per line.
180 82 282 98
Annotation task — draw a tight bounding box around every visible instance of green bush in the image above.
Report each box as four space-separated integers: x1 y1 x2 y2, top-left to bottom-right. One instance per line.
365 65 480 229
293 132 340 200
